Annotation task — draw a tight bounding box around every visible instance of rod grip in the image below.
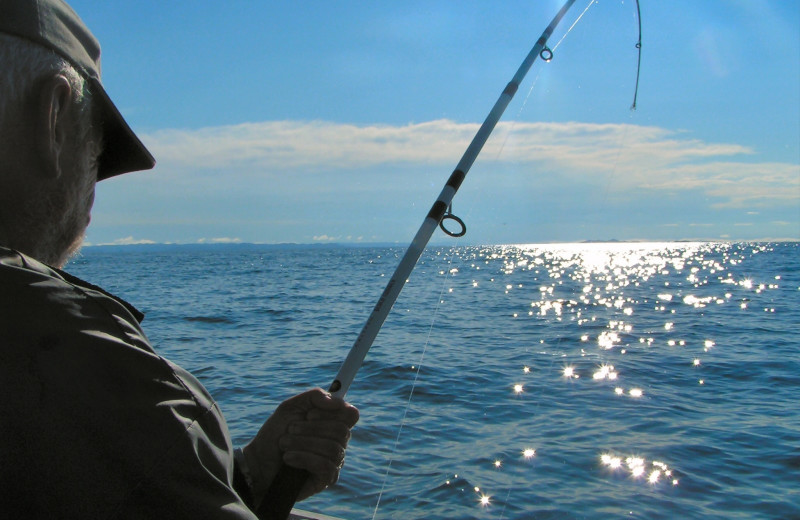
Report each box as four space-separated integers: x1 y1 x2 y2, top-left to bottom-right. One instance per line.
256 463 308 520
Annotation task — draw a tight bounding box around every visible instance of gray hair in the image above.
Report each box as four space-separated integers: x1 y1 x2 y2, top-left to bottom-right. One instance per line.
0 32 95 144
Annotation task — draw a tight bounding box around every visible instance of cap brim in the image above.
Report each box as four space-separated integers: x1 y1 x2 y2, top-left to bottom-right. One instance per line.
91 77 155 180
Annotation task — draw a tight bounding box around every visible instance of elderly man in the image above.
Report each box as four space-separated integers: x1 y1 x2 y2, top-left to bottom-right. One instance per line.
0 1 358 518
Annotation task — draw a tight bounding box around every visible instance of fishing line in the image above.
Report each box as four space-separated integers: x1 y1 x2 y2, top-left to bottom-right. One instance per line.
498 487 513 520
493 0 595 165
598 117 634 209
371 255 456 519
445 0 601 244
256 1 649 517
596 0 644 214
448 3 590 248
492 1 645 514
491 70 543 164
413 4 602 515
551 0 596 53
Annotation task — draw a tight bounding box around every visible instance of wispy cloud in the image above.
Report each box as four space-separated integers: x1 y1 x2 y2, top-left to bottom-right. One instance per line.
100 236 157 246
144 120 749 170
197 237 243 244
312 234 339 242
146 120 476 171
140 119 797 208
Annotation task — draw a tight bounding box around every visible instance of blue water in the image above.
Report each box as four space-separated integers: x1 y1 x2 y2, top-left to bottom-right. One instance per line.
67 242 800 519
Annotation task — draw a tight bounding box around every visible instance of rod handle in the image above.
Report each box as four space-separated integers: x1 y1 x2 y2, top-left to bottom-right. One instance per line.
256 463 308 520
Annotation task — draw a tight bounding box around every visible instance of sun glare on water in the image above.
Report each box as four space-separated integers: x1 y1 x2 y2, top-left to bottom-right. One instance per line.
400 242 782 515
601 452 679 487
523 448 536 459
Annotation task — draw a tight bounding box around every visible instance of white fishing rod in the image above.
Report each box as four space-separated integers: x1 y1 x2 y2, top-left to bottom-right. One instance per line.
259 1 578 518
331 0 578 398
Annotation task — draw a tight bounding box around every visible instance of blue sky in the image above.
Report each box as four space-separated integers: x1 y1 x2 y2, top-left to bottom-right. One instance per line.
70 1 798 246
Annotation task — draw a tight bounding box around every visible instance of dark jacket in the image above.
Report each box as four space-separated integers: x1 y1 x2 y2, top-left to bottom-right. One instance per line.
0 247 256 518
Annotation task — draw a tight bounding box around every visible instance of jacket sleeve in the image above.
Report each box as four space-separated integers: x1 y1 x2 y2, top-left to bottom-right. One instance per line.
0 253 258 519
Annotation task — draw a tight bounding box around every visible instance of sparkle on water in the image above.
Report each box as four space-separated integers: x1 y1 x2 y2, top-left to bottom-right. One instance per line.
601 453 679 486
523 448 536 459
273 241 792 517
434 242 749 513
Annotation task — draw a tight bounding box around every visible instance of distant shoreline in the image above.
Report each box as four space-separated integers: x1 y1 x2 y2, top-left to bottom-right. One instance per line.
78 238 799 254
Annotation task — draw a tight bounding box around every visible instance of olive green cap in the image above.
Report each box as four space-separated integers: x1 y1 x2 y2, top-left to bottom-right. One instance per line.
0 0 155 179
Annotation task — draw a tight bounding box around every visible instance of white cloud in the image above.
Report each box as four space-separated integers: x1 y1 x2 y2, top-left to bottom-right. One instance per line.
642 161 800 208
197 237 242 244
138 119 798 208
101 236 157 246
145 120 475 171
144 120 746 171
312 234 339 242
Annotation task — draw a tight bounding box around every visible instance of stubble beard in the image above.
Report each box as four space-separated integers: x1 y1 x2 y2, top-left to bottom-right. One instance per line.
37 140 98 268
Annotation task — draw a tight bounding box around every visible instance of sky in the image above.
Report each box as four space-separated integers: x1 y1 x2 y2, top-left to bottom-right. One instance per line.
68 0 799 246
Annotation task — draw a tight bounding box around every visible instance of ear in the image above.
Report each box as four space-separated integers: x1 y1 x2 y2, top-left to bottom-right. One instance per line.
35 74 74 179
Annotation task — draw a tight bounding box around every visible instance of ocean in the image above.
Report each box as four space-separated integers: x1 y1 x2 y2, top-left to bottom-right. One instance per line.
67 241 799 519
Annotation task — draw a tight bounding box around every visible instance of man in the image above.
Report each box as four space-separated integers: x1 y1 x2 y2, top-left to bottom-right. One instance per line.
0 1 358 518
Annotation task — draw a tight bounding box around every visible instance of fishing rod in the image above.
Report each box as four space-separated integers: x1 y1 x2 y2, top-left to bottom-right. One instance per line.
258 1 578 518
631 0 643 110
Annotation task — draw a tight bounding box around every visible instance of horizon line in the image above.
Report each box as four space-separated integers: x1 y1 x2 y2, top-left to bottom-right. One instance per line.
80 237 800 249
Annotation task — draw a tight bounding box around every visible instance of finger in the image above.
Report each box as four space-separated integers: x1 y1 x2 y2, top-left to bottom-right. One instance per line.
277 389 358 426
290 420 352 443
280 434 347 465
306 402 359 427
308 389 358 412
307 388 338 406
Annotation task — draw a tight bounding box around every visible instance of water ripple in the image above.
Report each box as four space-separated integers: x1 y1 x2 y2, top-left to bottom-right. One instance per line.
67 242 800 519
